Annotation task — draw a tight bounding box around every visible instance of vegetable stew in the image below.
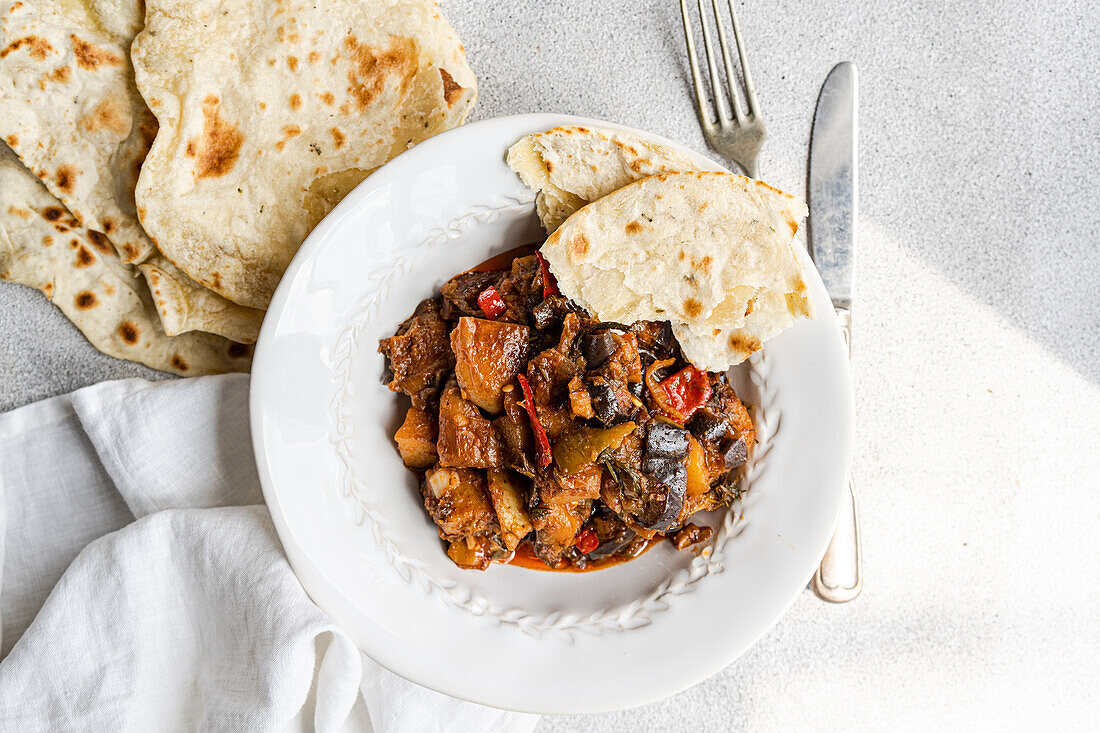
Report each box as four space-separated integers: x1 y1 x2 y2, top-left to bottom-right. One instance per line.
379 251 755 571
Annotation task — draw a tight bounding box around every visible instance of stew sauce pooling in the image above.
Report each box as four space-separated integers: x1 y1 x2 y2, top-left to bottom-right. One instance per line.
379 251 756 571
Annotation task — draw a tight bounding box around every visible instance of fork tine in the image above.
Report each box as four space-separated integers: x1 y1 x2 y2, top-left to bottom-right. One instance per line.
695 0 729 124
726 0 761 115
679 0 714 131
710 0 746 123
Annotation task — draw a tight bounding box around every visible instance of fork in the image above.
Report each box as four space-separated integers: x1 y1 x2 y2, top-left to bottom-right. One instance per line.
680 0 766 178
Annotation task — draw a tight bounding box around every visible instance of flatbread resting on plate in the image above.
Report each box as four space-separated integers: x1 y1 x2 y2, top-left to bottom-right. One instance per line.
0 144 252 375
0 0 157 263
541 171 814 371
131 0 478 308
507 125 696 233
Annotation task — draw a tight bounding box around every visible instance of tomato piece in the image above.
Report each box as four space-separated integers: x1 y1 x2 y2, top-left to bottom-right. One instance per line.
656 365 712 421
535 251 559 298
477 286 507 319
575 529 599 554
516 374 552 468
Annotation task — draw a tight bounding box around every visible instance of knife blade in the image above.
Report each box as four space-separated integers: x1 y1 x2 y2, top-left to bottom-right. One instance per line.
808 61 862 603
808 61 857 312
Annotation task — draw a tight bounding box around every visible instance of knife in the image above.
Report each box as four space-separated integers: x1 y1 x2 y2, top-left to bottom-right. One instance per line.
808 61 863 603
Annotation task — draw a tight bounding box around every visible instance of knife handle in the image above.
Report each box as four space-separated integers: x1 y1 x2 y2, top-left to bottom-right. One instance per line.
811 305 862 602
812 477 863 602
835 306 851 357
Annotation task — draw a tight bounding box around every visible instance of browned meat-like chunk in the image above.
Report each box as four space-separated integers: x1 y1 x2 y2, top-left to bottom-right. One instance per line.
394 407 437 469
531 492 592 565
378 298 454 409
671 523 713 550
447 536 494 570
441 271 502 319
568 376 594 419
451 317 530 414
486 469 534 550
437 385 503 468
423 468 498 539
547 465 603 503
709 378 756 448
493 388 534 474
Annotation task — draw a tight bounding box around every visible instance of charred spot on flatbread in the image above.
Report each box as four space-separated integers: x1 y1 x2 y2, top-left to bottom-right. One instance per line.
81 99 128 135
75 291 97 309
1 35 53 61
187 96 244 179
171 355 189 371
118 321 140 344
55 165 77 193
344 35 418 110
439 68 463 105
74 245 95 267
71 35 120 70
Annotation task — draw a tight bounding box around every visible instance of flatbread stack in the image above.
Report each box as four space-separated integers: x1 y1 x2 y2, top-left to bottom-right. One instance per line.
510 127 814 371
0 0 476 374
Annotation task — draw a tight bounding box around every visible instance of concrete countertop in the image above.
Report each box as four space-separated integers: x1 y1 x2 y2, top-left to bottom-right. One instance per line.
2 0 1097 729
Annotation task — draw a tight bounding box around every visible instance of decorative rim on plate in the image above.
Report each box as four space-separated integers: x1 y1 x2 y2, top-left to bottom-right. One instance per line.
326 193 781 641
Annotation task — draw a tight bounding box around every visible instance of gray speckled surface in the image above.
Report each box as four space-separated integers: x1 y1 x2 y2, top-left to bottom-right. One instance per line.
3 0 1099 728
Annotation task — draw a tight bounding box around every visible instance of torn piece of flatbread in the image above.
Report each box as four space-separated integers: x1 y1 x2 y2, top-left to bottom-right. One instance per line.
0 144 252 375
0 0 157 263
541 171 814 371
507 125 696 233
138 256 265 344
131 0 478 308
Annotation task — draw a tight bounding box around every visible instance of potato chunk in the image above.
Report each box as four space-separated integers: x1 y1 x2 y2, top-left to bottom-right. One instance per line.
451 317 529 414
424 468 497 539
394 407 437 469
486 469 534 550
437 385 502 468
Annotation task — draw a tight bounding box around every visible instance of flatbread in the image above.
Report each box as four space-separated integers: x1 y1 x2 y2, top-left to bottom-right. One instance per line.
0 144 252 375
131 0 478 308
541 171 814 371
0 0 156 263
138 256 265 344
507 126 696 233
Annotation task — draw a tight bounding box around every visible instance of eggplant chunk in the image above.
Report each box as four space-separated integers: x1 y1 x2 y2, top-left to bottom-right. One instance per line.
723 436 749 469
423 468 498 539
451 317 530 414
394 407 437 469
688 409 732 444
583 331 617 370
437 386 503 468
588 377 634 425
486 469 534 550
637 420 690 532
646 420 690 459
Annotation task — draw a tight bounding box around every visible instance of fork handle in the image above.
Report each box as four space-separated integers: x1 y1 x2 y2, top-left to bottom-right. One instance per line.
811 306 862 602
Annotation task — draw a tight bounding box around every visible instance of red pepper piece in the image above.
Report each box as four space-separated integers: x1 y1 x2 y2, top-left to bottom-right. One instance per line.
658 366 712 421
575 529 599 554
477 286 506 319
516 374 552 468
535 251 559 298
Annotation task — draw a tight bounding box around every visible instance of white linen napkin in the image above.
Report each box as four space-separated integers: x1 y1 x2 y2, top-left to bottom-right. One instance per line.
0 375 539 733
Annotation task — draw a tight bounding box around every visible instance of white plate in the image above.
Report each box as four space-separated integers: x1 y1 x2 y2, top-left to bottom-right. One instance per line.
251 114 853 714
